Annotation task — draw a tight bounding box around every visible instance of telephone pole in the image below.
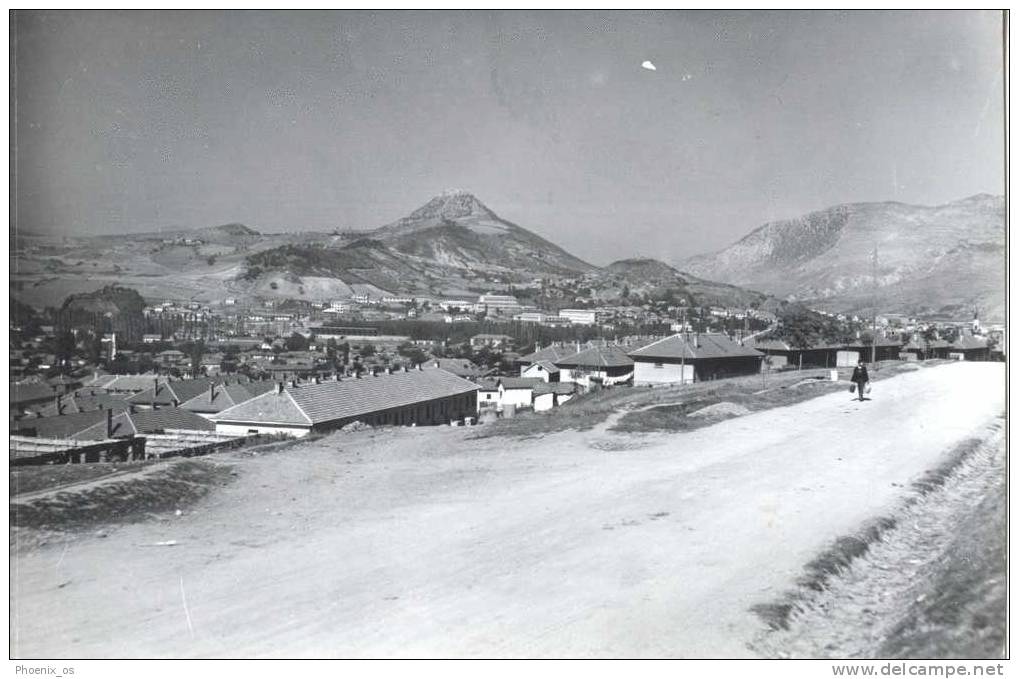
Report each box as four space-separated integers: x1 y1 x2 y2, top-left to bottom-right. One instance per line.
871 246 878 365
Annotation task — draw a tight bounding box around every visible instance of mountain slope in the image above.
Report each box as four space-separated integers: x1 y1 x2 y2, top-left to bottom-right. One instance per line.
683 195 1005 320
372 190 595 274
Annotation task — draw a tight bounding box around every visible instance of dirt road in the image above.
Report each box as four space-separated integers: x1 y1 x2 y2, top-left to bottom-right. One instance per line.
10 362 1005 658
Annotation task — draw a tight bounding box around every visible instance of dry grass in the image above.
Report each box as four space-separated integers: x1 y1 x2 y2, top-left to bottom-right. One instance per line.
470 361 942 440
10 459 235 530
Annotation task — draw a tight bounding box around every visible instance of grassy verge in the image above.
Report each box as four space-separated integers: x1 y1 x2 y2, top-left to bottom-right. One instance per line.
10 459 235 531
11 460 163 497
472 360 943 439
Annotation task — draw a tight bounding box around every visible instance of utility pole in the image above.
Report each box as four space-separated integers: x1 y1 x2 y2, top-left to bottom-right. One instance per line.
871 245 878 365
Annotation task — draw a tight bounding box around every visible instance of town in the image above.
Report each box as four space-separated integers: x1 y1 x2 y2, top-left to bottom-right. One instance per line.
9 282 1004 462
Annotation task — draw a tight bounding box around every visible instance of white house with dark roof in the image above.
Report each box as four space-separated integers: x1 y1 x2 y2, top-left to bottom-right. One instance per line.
553 345 634 388
211 368 479 437
628 333 763 385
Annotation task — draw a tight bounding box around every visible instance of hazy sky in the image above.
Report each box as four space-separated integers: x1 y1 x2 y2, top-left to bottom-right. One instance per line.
12 10 1005 264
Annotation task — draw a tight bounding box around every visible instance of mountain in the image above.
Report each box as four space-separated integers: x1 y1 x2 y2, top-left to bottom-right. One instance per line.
683 195 1005 321
370 190 595 274
595 257 772 309
239 191 596 298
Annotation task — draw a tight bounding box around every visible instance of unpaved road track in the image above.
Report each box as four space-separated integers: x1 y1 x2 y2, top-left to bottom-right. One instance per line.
10 362 1005 658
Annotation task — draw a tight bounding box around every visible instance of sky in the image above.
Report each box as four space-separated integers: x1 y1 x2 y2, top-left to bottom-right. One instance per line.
12 10 1006 265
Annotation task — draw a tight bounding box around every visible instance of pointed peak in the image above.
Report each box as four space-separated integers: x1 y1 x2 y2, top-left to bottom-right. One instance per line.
406 190 495 222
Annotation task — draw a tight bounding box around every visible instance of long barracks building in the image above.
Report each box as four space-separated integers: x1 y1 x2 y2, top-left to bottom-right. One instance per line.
211 368 479 437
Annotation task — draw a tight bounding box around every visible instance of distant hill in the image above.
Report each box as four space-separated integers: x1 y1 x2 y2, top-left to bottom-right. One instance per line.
240 191 596 297
683 195 1005 321
592 257 772 309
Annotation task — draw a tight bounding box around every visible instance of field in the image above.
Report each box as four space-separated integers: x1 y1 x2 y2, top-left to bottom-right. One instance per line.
9 361 1006 658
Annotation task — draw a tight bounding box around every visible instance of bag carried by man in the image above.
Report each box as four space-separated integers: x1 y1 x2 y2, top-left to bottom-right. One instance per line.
849 383 856 394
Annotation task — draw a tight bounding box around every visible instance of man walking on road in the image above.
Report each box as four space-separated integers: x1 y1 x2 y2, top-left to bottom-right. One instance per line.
851 360 870 401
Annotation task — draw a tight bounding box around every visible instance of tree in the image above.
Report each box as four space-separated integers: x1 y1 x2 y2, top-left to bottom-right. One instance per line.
186 340 206 378
397 342 429 366
285 332 309 352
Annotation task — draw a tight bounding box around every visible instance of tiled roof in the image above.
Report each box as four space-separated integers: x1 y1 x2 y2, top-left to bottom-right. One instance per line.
525 360 561 374
128 377 239 406
477 377 543 391
75 408 215 439
214 369 478 427
533 382 578 396
516 345 581 365
951 335 989 350
427 358 484 378
629 333 764 361
10 382 61 405
10 410 110 439
29 393 131 418
179 381 277 413
94 374 163 393
554 345 634 368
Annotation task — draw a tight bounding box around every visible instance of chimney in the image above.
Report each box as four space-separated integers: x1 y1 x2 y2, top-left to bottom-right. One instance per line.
401 365 407 373
385 367 392 375
290 379 298 388
153 377 159 395
209 383 216 401
314 376 320 384
106 408 113 438
416 363 422 371
56 394 64 415
434 360 440 368
276 381 284 394
172 398 179 408
129 404 136 414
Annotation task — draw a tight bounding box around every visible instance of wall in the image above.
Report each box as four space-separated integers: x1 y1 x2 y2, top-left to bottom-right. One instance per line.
215 422 311 438
633 360 694 385
521 364 552 382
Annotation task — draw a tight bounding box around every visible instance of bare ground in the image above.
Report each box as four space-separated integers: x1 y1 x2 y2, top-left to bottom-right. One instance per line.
8 362 1006 658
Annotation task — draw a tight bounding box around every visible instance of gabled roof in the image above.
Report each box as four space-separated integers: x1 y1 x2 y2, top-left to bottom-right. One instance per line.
10 410 110 439
179 383 265 413
213 369 478 427
554 344 634 369
90 374 162 392
29 393 131 418
10 382 61 406
75 408 215 439
477 377 543 391
128 378 236 406
533 381 578 396
629 333 764 361
951 335 989 350
516 344 580 365
427 358 485 378
524 360 561 374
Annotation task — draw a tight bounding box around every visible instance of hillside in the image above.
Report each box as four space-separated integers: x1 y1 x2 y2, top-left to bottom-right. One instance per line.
237 191 599 298
592 257 772 309
683 195 1005 321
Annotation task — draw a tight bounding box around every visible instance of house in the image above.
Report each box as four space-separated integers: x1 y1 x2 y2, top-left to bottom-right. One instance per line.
628 333 764 385
515 344 582 373
426 358 487 380
476 377 543 413
85 373 164 394
25 391 131 418
178 380 278 417
558 308 600 325
10 382 70 417
949 334 990 361
11 406 215 440
521 360 560 382
128 377 242 410
554 345 634 388
744 338 840 370
533 382 578 412
211 368 479 438
839 337 903 364
470 333 515 349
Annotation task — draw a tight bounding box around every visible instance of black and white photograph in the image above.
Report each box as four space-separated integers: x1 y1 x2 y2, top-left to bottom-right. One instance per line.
8 9 1008 666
